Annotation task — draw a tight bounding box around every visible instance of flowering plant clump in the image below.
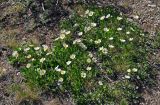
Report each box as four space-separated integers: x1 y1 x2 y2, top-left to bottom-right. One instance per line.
9 6 156 104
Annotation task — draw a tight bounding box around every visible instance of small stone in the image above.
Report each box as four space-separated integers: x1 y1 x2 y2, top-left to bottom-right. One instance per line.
148 4 156 7
133 15 139 19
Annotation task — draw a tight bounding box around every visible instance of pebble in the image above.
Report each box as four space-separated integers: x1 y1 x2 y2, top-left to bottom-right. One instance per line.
133 15 139 19
148 4 156 7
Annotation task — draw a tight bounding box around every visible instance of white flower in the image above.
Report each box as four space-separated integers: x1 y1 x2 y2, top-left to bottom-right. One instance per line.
26 55 32 59
109 37 114 40
94 39 101 44
74 23 79 27
34 47 40 50
132 68 138 72
125 75 130 79
117 27 122 31
12 51 18 58
98 81 103 85
140 33 145 36
46 52 52 55
42 45 48 51
99 46 104 51
129 38 133 41
81 72 86 78
76 39 82 43
58 78 63 82
92 57 97 63
85 10 90 15
55 65 59 70
117 17 123 20
88 11 94 16
84 26 91 32
73 39 82 44
100 16 105 20
29 45 34 47
99 46 108 54
109 45 115 48
24 48 30 52
40 58 46 63
89 39 93 42
88 52 93 58
91 23 97 27
39 69 46 76
130 27 135 31
79 43 87 50
18 48 22 50
127 69 131 73
104 28 109 32
106 14 111 18
26 63 31 68
87 58 91 63
63 43 68 49
70 54 76 59
66 61 72 65
126 31 130 34
60 34 65 39
36 68 41 72
86 67 92 71
120 39 126 42
65 31 71 35
31 58 35 61
54 37 60 41
61 30 66 34
55 66 61 72
102 48 108 54
78 32 83 36
60 70 66 75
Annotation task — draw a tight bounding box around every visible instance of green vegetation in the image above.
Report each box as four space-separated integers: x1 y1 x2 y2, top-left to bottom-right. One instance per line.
9 6 157 104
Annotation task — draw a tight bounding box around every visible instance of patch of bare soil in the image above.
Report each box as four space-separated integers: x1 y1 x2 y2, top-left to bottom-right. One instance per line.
116 0 160 36
141 72 160 105
0 47 21 105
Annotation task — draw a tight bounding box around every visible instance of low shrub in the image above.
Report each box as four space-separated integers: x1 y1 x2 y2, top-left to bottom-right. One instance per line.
14 0 69 27
9 6 157 104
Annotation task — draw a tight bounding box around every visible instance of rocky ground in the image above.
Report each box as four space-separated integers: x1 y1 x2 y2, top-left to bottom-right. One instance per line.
0 0 160 105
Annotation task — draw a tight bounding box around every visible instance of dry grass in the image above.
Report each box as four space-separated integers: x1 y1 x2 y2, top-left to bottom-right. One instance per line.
27 34 41 46
44 98 63 105
0 2 25 20
0 27 21 48
0 65 7 77
7 82 41 103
